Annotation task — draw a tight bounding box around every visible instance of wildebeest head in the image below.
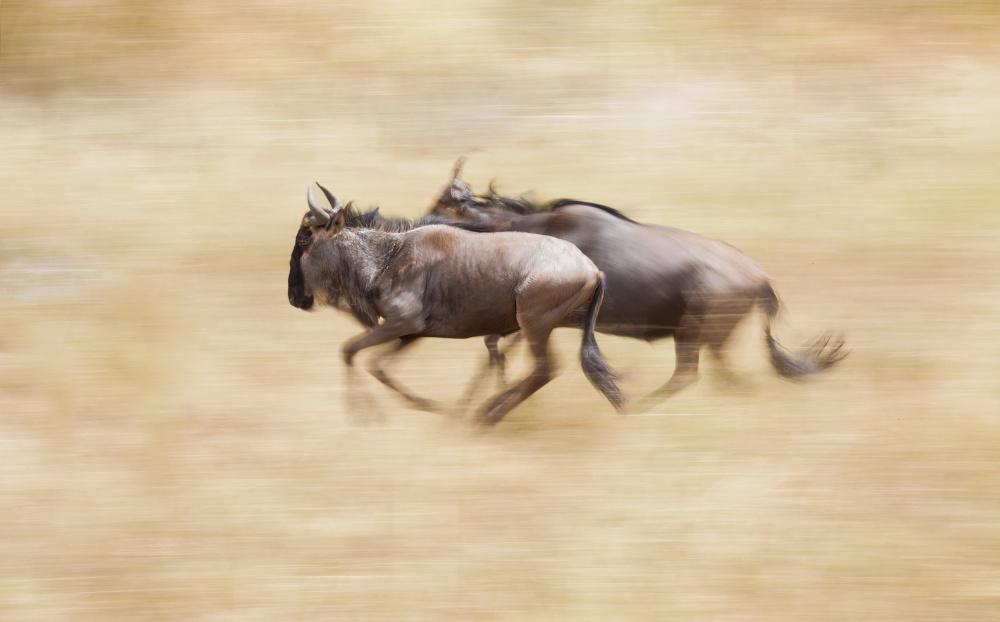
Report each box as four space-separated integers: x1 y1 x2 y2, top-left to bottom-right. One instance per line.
288 182 347 311
428 156 473 219
426 158 534 230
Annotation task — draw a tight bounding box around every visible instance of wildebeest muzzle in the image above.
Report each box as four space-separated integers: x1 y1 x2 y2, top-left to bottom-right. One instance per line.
288 242 314 310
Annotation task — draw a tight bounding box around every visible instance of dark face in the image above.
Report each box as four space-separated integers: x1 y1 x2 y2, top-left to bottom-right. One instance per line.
287 218 314 310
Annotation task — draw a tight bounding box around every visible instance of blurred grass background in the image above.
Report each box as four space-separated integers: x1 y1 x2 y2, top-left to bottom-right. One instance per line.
2 1 1000 620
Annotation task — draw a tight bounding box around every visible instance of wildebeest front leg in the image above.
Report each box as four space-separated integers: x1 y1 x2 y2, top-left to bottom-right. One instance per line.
342 316 424 365
342 317 425 415
366 336 445 414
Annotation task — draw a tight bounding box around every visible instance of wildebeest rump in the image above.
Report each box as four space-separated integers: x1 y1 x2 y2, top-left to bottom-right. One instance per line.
427 159 846 404
288 183 625 425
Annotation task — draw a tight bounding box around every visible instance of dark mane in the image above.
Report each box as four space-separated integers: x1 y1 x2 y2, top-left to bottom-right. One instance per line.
345 202 507 233
548 199 638 224
466 184 637 223
466 183 540 215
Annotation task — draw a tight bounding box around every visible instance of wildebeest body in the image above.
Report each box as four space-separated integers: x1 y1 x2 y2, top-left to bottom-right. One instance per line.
516 204 769 341
290 184 625 425
302 225 598 340
428 161 846 405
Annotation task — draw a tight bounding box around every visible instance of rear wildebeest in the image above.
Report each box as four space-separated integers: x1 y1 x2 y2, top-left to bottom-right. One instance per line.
288 183 625 426
428 159 846 407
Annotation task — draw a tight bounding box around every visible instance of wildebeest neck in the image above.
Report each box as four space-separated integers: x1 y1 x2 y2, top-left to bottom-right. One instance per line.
302 228 401 328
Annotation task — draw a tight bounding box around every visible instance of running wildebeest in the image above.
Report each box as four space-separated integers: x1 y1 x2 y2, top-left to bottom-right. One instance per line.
288 183 625 425
427 159 846 407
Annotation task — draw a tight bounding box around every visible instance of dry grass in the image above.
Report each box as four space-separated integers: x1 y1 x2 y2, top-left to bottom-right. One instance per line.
2 2 1000 620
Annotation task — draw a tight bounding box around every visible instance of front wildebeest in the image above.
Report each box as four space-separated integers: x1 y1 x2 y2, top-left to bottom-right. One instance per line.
428 160 846 407
288 183 625 426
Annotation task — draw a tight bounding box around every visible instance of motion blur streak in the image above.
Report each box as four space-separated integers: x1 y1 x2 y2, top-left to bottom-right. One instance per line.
2 1 1000 620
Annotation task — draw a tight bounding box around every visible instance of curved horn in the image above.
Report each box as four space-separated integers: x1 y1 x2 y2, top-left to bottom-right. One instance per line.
452 156 467 182
315 182 344 214
307 183 331 226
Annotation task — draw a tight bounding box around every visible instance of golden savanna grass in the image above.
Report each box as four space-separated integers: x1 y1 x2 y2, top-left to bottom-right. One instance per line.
2 1 1000 620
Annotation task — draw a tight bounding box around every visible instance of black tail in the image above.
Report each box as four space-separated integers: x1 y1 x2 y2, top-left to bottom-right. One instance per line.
759 282 847 379
580 274 626 411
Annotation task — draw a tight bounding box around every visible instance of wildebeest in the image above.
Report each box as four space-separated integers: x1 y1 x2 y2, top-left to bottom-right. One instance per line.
427 159 846 406
288 183 625 425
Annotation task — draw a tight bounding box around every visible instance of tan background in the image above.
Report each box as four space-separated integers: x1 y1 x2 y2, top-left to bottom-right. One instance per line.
2 1 999 619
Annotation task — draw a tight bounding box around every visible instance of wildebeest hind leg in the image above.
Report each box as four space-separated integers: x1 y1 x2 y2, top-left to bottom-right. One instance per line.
476 286 586 426
454 334 516 419
635 333 701 412
367 336 445 414
704 301 753 391
477 335 553 427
